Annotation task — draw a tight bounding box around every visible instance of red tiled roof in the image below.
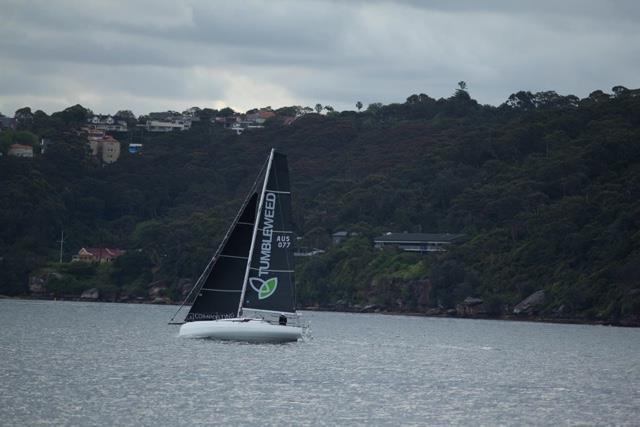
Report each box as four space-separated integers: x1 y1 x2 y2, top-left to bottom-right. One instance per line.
81 247 125 258
258 111 276 119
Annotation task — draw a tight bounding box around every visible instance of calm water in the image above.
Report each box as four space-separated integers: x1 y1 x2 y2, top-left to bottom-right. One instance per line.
1 300 639 426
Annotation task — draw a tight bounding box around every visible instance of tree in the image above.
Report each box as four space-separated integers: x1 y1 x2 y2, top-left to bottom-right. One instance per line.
114 110 136 120
505 91 536 110
32 110 50 129
356 101 363 112
612 85 629 97
199 108 218 120
218 107 235 117
315 104 323 114
14 107 33 130
406 95 419 104
275 106 298 117
14 107 32 120
405 93 434 105
324 105 334 113
586 90 610 104
454 81 470 100
52 104 92 125
366 103 383 113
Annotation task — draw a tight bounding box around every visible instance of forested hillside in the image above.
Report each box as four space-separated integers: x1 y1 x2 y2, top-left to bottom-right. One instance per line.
1 86 639 324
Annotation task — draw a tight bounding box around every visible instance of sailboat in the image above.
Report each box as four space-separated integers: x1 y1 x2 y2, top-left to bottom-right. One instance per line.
170 148 303 343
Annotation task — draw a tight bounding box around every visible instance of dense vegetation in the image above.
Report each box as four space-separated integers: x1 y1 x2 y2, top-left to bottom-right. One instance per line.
1 85 639 324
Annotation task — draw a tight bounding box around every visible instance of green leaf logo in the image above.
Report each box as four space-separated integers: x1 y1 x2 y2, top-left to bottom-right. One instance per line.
258 277 278 300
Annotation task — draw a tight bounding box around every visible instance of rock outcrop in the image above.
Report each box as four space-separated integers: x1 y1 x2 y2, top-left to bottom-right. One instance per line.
28 269 62 295
513 290 545 315
149 286 165 298
456 297 486 316
80 288 99 300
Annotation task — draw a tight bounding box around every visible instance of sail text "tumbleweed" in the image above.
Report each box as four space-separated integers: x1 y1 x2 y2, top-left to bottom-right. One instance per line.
258 192 276 276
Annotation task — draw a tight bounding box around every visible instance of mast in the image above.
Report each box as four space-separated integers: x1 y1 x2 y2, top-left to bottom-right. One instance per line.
237 148 275 317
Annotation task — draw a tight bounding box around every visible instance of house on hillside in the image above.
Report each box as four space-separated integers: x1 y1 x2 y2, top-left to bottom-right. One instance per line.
72 247 125 263
8 144 34 158
214 116 239 128
142 119 191 132
0 116 16 130
332 231 359 245
87 130 121 164
374 232 465 253
215 109 273 134
183 107 201 122
246 109 276 124
101 137 121 164
87 115 128 132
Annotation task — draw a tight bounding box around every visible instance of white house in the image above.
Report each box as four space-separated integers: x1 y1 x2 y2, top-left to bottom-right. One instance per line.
143 119 191 132
87 115 128 132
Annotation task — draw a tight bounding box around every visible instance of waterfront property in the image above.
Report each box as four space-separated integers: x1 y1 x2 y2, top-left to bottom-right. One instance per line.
374 232 465 253
8 143 34 158
72 247 125 263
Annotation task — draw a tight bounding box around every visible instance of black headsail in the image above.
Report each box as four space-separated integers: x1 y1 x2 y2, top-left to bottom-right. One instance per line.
240 150 296 315
182 192 258 322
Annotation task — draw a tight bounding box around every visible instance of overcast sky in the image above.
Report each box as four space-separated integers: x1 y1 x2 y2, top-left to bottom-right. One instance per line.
1 0 639 116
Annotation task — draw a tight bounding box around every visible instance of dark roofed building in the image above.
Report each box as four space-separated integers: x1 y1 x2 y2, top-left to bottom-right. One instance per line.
332 231 349 245
332 231 359 245
374 232 465 253
0 116 16 130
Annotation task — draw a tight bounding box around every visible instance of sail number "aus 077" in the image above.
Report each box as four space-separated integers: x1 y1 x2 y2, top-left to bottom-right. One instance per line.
277 234 291 248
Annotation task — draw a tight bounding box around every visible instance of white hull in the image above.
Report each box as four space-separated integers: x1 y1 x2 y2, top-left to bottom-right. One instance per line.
179 318 302 343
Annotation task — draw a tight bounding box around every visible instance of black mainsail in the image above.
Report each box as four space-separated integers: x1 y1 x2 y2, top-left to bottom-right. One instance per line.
240 151 296 315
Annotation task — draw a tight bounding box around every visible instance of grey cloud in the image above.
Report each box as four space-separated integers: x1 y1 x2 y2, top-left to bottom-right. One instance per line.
0 0 638 115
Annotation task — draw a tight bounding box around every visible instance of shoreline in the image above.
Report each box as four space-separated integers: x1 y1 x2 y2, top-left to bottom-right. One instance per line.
302 306 640 328
300 307 640 328
3 295 638 327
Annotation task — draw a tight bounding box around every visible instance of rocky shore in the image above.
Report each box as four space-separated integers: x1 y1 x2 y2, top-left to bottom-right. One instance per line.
5 284 639 327
302 289 640 328
302 305 640 327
